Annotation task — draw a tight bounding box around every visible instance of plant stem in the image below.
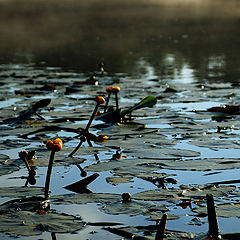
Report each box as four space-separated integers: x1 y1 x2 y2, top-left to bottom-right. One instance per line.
114 92 119 110
85 103 99 131
22 156 32 173
44 151 55 199
104 92 111 113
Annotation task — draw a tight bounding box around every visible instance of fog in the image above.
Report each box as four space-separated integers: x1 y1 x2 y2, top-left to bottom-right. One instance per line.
0 0 240 80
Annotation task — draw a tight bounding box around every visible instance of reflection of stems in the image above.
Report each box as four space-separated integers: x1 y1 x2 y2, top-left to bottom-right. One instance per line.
155 213 167 240
21 155 32 173
44 151 55 199
76 164 87 177
19 152 36 186
86 138 99 161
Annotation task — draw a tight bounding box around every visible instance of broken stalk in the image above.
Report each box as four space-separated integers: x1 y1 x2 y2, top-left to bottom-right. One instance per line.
155 213 167 240
206 194 220 238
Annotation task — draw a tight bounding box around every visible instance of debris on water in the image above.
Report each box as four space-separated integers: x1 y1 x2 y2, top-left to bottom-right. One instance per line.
64 173 100 193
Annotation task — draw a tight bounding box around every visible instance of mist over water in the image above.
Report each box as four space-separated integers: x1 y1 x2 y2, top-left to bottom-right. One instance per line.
0 0 240 82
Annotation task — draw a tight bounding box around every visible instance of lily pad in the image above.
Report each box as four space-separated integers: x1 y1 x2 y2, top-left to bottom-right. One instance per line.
180 184 236 199
160 158 240 171
0 210 85 236
193 202 240 218
133 189 183 202
189 140 240 149
106 176 134 185
0 186 44 199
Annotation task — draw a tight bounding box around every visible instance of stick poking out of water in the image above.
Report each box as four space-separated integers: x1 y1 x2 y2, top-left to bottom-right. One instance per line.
155 213 167 240
206 194 220 238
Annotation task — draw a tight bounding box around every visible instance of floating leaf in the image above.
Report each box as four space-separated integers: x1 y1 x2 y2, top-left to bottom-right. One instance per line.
106 176 133 185
208 105 240 115
0 210 85 236
133 189 182 202
0 186 44 199
193 202 240 218
121 96 157 117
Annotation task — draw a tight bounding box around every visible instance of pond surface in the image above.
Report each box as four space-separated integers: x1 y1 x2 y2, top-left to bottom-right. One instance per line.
1 0 240 239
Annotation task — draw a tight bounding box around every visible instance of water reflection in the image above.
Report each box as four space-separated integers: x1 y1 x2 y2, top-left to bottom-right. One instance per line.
0 0 239 82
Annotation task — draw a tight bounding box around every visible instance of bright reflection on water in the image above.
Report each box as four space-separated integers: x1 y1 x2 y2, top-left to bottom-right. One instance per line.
0 0 240 83
1 1 240 239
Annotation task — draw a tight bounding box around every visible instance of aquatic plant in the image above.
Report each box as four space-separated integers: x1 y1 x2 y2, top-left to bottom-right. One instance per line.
4 98 51 125
45 138 63 199
97 94 157 123
69 96 107 157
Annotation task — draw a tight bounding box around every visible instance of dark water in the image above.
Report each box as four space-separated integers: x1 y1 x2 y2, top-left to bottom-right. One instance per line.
1 1 240 239
0 0 240 82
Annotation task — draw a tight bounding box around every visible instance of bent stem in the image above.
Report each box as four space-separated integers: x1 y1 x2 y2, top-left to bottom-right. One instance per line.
44 151 55 199
68 137 85 157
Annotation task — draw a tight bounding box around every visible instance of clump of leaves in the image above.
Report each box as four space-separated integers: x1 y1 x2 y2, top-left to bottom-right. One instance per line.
96 96 157 123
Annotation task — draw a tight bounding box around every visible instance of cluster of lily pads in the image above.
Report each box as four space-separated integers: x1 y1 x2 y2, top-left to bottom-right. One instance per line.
1 65 240 239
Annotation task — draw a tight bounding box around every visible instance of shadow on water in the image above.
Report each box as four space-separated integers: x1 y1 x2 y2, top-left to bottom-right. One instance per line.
0 0 240 81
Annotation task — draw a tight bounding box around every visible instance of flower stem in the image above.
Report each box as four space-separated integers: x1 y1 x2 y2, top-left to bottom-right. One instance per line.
85 103 100 131
104 92 111 113
114 92 119 110
44 151 55 199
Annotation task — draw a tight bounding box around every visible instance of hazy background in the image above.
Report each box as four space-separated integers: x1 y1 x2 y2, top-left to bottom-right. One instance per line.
0 0 240 81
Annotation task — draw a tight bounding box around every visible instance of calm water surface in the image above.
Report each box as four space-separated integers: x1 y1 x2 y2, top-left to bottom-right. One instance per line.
1 1 240 239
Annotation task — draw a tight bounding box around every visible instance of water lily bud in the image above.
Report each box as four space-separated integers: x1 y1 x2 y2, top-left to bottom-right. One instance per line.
95 135 109 142
122 192 131 203
46 138 63 151
112 86 120 93
95 96 105 104
106 87 113 92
